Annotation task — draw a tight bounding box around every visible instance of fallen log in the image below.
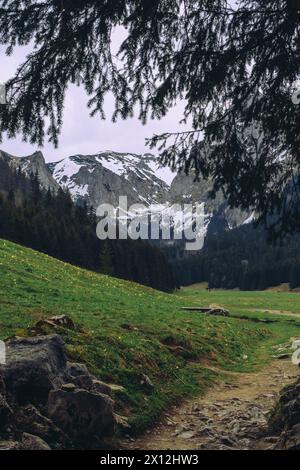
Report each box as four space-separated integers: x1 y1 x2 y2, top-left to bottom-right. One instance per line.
181 307 230 316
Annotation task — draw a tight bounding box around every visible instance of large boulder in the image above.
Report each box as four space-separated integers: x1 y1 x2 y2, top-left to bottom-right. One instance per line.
0 372 12 427
18 432 51 450
14 404 71 449
269 379 300 432
48 388 115 443
269 378 300 449
0 433 51 450
275 423 300 450
0 333 117 449
0 393 12 426
1 335 67 404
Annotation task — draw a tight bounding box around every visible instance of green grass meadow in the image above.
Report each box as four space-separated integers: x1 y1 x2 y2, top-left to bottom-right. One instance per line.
1 238 300 433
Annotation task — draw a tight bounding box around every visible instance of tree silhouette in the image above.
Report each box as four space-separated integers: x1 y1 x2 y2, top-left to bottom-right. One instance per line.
0 0 299 236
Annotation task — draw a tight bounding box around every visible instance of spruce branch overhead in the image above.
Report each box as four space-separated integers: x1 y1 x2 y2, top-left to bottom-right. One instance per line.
0 0 299 236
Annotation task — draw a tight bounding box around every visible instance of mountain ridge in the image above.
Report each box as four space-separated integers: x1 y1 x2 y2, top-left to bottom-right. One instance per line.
0 148 252 229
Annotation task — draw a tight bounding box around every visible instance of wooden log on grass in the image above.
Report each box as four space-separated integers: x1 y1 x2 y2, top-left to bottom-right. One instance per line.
181 307 230 316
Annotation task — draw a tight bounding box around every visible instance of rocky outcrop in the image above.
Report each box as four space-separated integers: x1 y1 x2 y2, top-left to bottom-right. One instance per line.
0 150 59 193
269 378 300 449
29 315 76 335
3 335 68 404
0 433 51 451
0 334 116 450
48 388 114 441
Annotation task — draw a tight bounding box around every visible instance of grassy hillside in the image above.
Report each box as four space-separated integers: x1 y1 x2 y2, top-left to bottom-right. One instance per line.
0 238 299 433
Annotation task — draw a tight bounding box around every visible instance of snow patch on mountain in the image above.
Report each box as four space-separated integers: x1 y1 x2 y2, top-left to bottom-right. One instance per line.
93 152 176 187
52 156 85 182
67 182 89 198
147 160 176 187
242 211 256 225
96 153 139 179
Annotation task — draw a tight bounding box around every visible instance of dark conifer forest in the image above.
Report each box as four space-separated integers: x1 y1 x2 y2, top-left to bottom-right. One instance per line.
170 224 300 290
0 159 175 292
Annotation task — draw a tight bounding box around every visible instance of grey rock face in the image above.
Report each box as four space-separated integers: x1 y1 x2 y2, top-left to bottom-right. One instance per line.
14 403 71 449
48 151 172 208
0 372 12 426
0 392 12 425
1 148 252 229
0 149 59 192
2 334 67 404
48 388 115 440
0 333 117 449
0 432 51 450
270 379 300 432
18 432 51 450
268 378 300 449
47 151 252 227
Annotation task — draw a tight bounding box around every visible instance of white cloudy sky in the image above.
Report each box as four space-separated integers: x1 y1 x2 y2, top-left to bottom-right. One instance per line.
0 43 187 164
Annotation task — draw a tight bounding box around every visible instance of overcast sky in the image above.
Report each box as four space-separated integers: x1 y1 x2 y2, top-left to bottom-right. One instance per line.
0 43 187 164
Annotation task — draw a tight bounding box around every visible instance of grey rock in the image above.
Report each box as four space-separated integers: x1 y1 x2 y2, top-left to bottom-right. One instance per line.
219 436 237 447
0 334 117 449
275 423 300 450
72 374 94 391
197 426 215 437
263 436 279 444
92 379 113 396
269 379 300 432
114 413 131 431
14 404 70 449
178 431 197 439
61 383 76 392
0 374 11 425
48 388 115 441
0 393 12 426
0 150 59 192
0 440 19 450
0 433 51 451
0 335 67 404
48 152 170 209
66 362 89 378
19 432 51 450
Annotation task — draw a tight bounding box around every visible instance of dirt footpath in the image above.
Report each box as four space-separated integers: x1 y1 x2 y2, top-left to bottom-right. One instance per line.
123 359 299 450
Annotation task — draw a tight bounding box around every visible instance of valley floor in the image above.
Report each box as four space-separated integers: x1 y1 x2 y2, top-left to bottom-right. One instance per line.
123 358 300 450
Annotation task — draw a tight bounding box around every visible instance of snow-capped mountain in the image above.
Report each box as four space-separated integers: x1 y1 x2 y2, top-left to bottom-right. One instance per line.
0 149 252 231
47 151 177 208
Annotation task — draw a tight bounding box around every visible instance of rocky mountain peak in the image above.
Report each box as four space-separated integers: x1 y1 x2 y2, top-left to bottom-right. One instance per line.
0 149 59 193
1 148 253 230
47 151 177 208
